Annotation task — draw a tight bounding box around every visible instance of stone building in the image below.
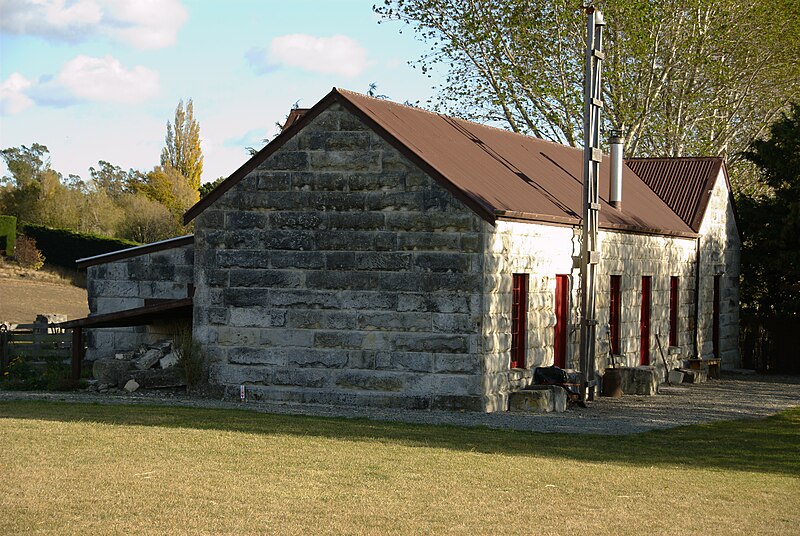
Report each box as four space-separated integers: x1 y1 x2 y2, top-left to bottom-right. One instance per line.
74 88 740 412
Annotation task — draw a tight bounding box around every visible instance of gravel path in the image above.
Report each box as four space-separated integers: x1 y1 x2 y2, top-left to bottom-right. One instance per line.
1 372 797 435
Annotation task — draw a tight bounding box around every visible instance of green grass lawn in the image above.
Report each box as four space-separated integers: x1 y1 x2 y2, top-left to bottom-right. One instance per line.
1 401 798 535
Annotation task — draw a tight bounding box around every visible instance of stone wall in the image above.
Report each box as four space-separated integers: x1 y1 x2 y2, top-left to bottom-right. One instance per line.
193 103 485 410
85 244 194 360
697 170 741 367
481 219 697 411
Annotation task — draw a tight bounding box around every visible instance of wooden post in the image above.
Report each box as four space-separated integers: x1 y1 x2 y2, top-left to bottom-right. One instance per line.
71 328 83 381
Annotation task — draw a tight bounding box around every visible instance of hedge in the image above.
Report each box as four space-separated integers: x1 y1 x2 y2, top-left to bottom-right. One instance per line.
21 224 140 270
0 215 16 256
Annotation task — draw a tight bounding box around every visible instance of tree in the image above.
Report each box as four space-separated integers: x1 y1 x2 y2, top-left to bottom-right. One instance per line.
161 99 203 190
199 176 225 198
375 0 800 189
738 103 800 317
135 165 199 219
89 160 137 199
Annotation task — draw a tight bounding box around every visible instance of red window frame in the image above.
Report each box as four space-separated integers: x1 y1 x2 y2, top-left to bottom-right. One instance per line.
640 276 651 366
510 273 528 369
554 274 569 369
609 275 621 356
669 276 679 347
713 275 721 359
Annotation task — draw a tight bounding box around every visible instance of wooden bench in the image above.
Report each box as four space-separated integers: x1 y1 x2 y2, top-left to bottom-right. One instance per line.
688 358 721 380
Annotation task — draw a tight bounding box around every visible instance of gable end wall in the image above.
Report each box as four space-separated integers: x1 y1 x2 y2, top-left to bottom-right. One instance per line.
193 103 485 410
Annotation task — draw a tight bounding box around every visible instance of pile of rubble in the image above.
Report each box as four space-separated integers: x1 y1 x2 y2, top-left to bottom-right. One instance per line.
91 340 186 393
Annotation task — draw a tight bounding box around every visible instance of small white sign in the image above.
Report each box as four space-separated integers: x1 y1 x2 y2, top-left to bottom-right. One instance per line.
240 384 246 401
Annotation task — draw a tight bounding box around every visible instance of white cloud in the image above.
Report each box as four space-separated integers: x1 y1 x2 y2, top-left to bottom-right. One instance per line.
22 55 159 107
248 34 368 78
0 0 187 49
0 73 34 115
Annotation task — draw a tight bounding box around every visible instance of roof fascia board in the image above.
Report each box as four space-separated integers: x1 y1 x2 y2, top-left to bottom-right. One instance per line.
58 297 193 329
495 211 698 239
75 235 194 269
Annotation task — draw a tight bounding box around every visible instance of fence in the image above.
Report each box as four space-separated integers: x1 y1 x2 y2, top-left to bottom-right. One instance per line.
0 323 76 375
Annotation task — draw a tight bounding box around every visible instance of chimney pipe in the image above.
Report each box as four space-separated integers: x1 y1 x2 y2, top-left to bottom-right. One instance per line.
609 129 624 210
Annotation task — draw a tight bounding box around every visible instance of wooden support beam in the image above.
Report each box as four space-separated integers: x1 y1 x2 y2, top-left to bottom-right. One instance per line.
71 328 83 381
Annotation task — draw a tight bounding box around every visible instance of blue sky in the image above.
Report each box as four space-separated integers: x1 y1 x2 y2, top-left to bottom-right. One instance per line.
0 0 443 183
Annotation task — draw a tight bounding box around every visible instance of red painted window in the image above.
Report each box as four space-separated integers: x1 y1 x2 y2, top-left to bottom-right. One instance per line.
554 275 569 368
713 275 721 359
669 276 679 346
510 273 528 368
609 275 621 356
640 276 651 366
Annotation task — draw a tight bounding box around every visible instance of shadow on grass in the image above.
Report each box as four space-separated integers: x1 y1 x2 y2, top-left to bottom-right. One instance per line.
1 400 798 477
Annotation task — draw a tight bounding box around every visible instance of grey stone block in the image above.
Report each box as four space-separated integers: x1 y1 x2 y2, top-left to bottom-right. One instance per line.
93 358 134 387
433 354 481 374
254 171 291 190
358 312 431 331
375 351 433 373
314 331 364 349
216 250 269 268
392 333 468 353
228 347 289 366
269 211 323 230
288 348 349 368
309 150 380 172
229 307 285 328
134 348 162 370
259 150 308 170
270 251 325 269
509 386 567 413
325 211 385 231
620 366 659 395
129 367 186 389
228 269 304 289
334 371 407 392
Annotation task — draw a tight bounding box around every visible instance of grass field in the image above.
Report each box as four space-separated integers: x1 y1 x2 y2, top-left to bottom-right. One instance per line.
1 401 798 535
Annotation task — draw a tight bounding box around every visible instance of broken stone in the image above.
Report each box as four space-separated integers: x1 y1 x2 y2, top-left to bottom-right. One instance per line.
123 379 139 392
668 370 685 385
129 367 186 389
681 368 707 384
509 386 567 413
620 366 659 396
134 348 162 370
159 352 179 369
93 359 135 387
115 352 134 360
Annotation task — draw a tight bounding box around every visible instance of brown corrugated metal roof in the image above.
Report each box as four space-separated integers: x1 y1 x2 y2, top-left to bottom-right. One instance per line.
625 157 722 231
185 88 696 237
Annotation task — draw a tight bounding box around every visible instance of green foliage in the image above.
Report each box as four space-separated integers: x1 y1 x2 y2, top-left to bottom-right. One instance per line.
739 103 800 317
173 328 206 391
21 224 138 270
0 355 85 391
161 99 203 191
375 0 800 192
115 192 186 244
0 215 16 256
89 160 139 199
14 235 45 270
199 176 225 198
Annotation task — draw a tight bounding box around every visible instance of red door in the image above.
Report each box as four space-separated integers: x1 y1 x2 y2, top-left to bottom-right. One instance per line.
713 275 721 359
510 274 528 368
554 275 569 368
609 275 621 356
640 276 651 365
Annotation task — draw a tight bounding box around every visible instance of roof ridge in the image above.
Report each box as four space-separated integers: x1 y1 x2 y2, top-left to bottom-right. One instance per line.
334 87 584 154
